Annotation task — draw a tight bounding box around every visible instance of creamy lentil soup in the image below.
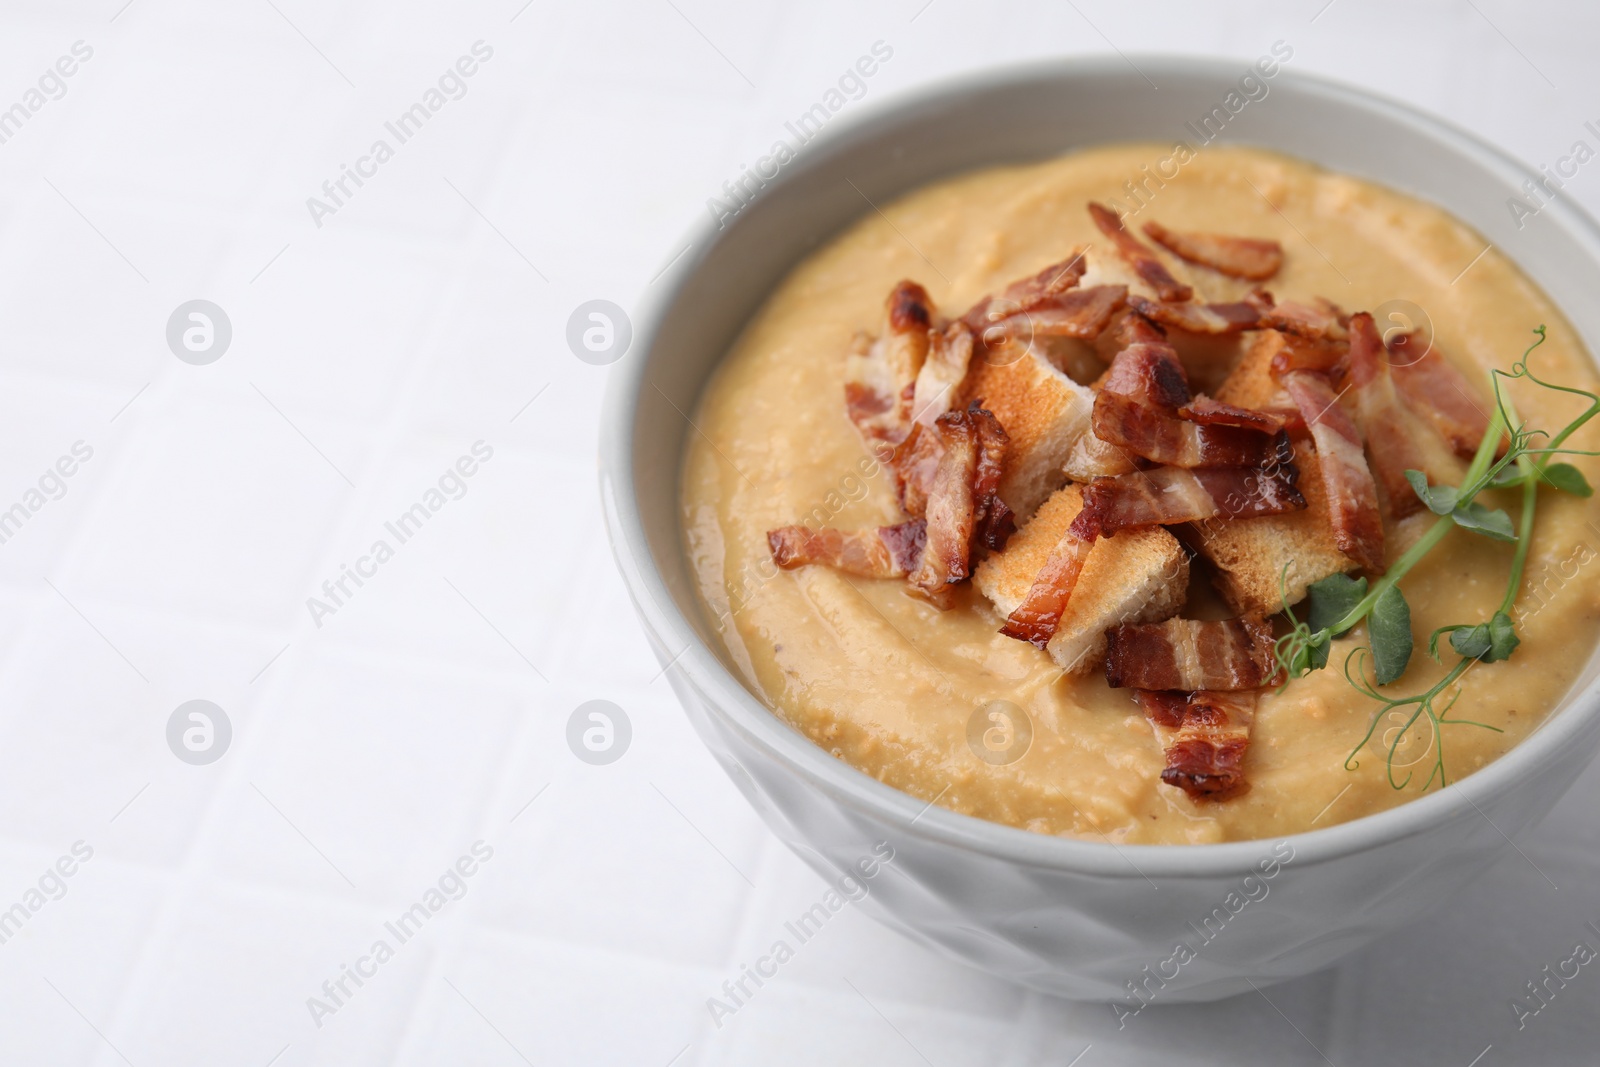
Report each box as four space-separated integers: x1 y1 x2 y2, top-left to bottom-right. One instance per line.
680 143 1600 844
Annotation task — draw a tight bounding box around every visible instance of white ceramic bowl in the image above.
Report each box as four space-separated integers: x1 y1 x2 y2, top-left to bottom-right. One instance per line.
599 57 1600 1001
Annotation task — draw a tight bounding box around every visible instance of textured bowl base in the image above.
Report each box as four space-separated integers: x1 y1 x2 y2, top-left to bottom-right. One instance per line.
668 660 1588 1000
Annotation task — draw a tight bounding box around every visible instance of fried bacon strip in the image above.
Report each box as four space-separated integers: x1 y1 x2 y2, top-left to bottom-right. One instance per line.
1270 330 1347 377
968 286 1128 356
1062 428 1141 481
1141 221 1284 281
1024 285 1129 339
845 281 935 446
897 384 1017 529
1251 292 1348 341
998 530 1095 648
768 406 1008 602
960 249 1089 336
1126 292 1261 336
1088 202 1193 302
911 322 975 427
1137 690 1258 800
1386 331 1502 459
908 404 1011 601
842 283 977 517
1344 312 1463 523
767 521 927 578
1105 615 1282 691
1100 306 1169 352
1101 337 1190 409
909 420 979 598
1276 365 1385 572
953 249 1094 342
1004 247 1090 302
1178 395 1287 434
891 422 942 518
1092 340 1289 468
1069 460 1305 539
971 403 1015 551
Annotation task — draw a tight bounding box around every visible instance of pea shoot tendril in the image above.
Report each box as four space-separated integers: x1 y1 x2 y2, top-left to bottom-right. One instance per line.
1274 326 1600 790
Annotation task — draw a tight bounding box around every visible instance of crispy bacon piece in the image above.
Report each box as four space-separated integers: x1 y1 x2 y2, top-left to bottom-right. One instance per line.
1386 331 1502 459
1178 395 1286 434
1092 340 1289 468
896 396 1018 531
1088 202 1193 302
1126 292 1261 335
1101 338 1190 408
1344 313 1463 523
1105 615 1282 692
768 402 1007 601
971 402 1015 551
1137 690 1258 800
1277 364 1385 572
998 530 1095 648
1004 248 1090 302
960 249 1088 327
845 281 936 446
1100 307 1168 350
843 372 896 442
888 279 934 332
1025 286 1128 339
1270 330 1347 377
1070 459 1305 539
960 249 1089 336
910 420 980 598
1142 220 1284 281
968 286 1128 356
1062 428 1141 481
911 322 975 427
891 422 942 518
1252 293 1348 341
908 404 1010 602
767 521 927 578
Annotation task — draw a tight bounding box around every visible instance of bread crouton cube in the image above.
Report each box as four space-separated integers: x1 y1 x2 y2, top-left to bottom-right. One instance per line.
960 347 1095 522
975 485 1189 673
1187 330 1358 614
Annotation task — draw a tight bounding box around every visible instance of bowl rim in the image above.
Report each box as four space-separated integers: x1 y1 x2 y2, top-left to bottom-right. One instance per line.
600 54 1600 878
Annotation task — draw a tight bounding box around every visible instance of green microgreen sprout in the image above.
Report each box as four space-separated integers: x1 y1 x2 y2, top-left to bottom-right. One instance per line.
1274 326 1600 790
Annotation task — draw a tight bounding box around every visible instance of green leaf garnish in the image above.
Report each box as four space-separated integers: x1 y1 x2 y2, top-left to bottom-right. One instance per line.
1449 624 1493 661
1272 325 1600 793
1488 611 1521 660
1431 614 1519 662
1409 466 1516 538
1450 500 1517 541
1446 610 1521 663
1406 469 1458 515
1368 584 1413 684
1541 461 1593 497
1304 573 1367 668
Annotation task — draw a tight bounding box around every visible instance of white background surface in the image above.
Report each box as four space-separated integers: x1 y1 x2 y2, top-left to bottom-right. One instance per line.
0 0 1597 1064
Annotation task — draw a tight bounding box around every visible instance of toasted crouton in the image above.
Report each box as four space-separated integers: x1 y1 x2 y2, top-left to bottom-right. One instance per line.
976 486 1189 673
960 346 1095 522
1187 330 1358 614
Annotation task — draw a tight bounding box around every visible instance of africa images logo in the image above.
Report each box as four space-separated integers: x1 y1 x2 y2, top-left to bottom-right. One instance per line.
305 41 495 228
306 842 494 1029
705 40 894 229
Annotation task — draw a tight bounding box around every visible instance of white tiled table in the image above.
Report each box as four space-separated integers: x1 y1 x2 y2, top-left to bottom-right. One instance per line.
0 1 1595 1063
